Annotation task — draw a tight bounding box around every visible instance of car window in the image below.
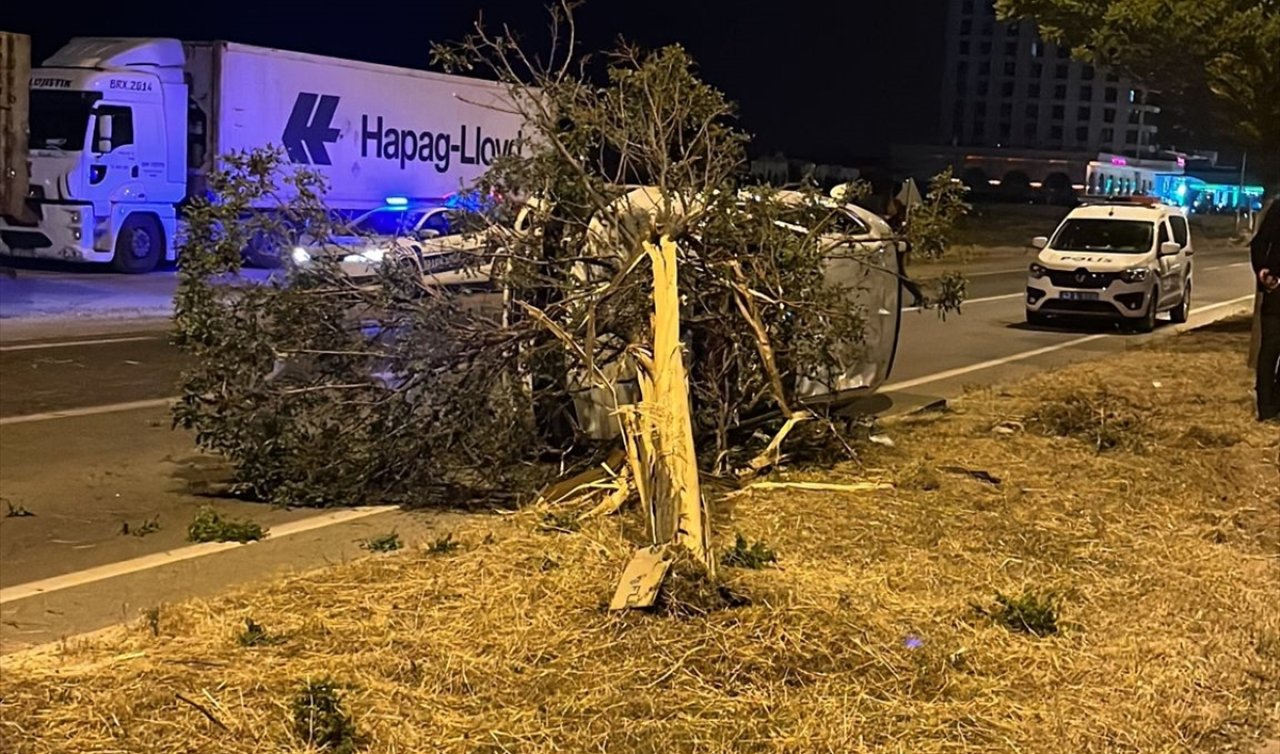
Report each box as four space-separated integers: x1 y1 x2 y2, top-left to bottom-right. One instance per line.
826 209 870 237
350 208 410 236
416 210 454 237
1157 222 1169 246
1169 215 1189 247
1050 219 1154 254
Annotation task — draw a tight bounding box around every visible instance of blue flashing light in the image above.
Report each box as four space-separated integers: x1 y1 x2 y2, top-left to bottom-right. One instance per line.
385 196 409 207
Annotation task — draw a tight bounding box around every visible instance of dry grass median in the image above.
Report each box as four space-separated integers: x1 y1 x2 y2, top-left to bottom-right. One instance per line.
1 317 1276 754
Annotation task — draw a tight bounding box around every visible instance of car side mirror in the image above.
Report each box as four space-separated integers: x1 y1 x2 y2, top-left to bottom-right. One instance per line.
1159 241 1181 256
1031 236 1049 249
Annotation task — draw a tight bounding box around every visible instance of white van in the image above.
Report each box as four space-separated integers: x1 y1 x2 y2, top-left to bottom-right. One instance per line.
1026 197 1193 332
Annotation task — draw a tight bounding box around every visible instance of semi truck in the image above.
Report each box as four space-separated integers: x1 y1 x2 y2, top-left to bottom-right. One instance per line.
0 37 524 272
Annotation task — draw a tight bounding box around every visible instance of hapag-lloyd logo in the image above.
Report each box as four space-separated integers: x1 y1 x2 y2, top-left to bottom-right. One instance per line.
361 115 523 173
282 92 523 172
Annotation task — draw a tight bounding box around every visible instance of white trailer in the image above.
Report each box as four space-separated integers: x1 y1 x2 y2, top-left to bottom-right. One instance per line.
0 37 524 272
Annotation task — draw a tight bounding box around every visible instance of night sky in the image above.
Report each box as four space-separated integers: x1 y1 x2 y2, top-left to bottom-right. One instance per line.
6 0 948 164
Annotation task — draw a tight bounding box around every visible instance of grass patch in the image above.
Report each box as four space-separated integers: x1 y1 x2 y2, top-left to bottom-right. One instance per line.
975 590 1060 636
360 531 402 553
1181 424 1242 448
120 516 161 537
720 532 778 569
539 510 582 533
187 507 265 544
237 618 285 647
1030 385 1150 452
424 532 459 555
292 679 359 753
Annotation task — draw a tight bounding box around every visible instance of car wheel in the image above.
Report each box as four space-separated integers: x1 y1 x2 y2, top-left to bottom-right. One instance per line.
1133 287 1158 333
1170 281 1191 324
244 231 285 269
111 214 164 274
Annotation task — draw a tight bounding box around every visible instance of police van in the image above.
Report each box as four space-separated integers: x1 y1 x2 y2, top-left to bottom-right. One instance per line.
1026 196 1193 332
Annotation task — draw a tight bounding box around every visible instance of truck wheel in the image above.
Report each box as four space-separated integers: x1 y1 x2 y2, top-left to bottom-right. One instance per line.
1170 281 1191 324
111 214 164 274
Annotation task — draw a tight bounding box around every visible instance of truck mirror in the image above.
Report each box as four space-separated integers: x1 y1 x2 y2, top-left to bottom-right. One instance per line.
1031 235 1049 249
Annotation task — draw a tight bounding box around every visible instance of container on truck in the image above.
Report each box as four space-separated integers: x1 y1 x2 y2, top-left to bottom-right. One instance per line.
0 37 524 272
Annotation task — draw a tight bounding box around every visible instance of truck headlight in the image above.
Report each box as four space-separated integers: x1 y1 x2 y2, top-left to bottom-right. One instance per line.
1029 263 1048 279
290 247 312 266
1121 267 1150 283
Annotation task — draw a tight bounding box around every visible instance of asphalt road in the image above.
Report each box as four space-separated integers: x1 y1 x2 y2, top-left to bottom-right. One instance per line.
0 245 1258 649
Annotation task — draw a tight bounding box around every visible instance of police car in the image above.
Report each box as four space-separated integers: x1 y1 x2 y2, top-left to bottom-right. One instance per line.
1026 197 1193 332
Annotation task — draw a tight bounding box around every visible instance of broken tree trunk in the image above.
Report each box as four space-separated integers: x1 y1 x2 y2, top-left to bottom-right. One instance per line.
626 234 713 575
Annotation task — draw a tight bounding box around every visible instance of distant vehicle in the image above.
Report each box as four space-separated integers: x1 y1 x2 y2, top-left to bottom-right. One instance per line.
1026 196 1194 332
0 37 524 273
289 198 490 287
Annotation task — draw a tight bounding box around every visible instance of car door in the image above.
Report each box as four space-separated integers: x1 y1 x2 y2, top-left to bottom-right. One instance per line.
1154 218 1183 306
86 104 138 204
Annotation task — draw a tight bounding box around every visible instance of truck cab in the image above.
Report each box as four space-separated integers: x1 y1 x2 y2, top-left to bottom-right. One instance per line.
0 38 188 272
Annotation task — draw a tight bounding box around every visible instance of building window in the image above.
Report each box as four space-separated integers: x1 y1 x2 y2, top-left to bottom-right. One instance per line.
1128 89 1137 103
1005 41 1019 56
1025 104 1039 119
977 79 990 96
1052 104 1065 119
999 122 1012 140
1103 108 1116 123
1002 81 1015 97
1076 125 1090 142
1051 125 1064 139
1079 85 1093 100
1004 60 1017 76
959 40 971 54
1077 105 1091 121
1055 63 1069 79
960 19 973 34
1126 128 1139 143
1081 66 1095 80
980 61 991 75
1031 63 1043 78
975 101 988 117
1001 102 1013 118
980 40 992 54
1101 127 1115 142
1128 109 1142 124
1031 40 1043 57
1056 46 1070 59
1106 71 1120 83
1054 84 1067 100
962 0 974 11
1104 87 1117 103
975 117 988 135
1024 123 1038 140
1027 83 1041 98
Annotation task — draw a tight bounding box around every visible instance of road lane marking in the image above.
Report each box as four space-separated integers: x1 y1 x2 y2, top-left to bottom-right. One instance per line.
0 335 162 352
902 291 1022 313
883 294 1255 393
0 397 178 426
0 506 399 604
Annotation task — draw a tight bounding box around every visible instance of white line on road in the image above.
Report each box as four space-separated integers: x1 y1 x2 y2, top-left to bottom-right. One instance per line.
0 397 178 426
0 335 161 353
902 291 1022 313
882 294 1255 393
0 506 399 605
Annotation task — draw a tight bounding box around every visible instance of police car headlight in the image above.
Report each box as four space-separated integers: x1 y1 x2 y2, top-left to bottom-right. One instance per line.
1121 267 1150 283
290 247 312 266
1029 263 1048 279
